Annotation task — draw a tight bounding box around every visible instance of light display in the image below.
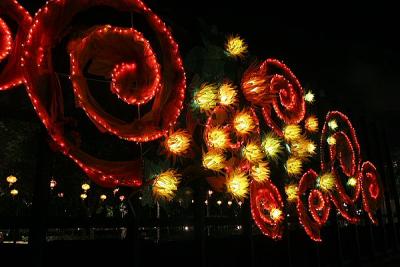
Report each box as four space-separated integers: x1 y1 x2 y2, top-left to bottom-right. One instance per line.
0 0 383 244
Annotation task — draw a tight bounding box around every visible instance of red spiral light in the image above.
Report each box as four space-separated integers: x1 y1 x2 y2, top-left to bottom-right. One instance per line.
297 169 331 242
360 161 382 224
250 180 285 239
0 0 32 91
22 0 186 187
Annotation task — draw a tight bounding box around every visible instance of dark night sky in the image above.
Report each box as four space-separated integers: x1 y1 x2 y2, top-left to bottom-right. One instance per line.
15 0 400 149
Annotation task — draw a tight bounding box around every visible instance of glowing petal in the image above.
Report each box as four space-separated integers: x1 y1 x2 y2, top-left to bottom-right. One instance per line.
251 161 270 183
226 170 249 199
193 83 218 113
233 110 256 135
202 150 226 171
225 35 248 58
153 169 181 201
218 82 237 106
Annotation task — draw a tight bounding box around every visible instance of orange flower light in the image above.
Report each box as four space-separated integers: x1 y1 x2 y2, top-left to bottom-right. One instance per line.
202 150 226 171
218 82 237 106
207 126 230 150
225 35 248 58
251 161 270 183
226 170 249 199
305 115 319 133
153 169 181 201
193 83 218 113
165 130 191 156
233 110 256 136
243 141 265 163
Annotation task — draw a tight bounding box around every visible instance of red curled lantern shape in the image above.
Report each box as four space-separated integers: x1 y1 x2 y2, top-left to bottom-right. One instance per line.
22 0 186 187
0 0 32 90
250 180 284 239
241 59 306 137
320 111 361 223
297 169 331 242
360 161 382 224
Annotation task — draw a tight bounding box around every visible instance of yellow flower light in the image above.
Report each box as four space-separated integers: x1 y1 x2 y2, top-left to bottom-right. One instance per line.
283 124 302 142
262 133 283 160
225 35 248 58
153 169 181 201
304 91 315 103
347 177 357 187
285 184 299 202
327 136 336 145
270 208 283 222
242 141 265 163
6 175 17 185
202 150 226 171
286 157 303 177
218 82 237 106
194 83 218 113
80 193 87 200
166 130 191 156
305 115 319 133
82 183 90 191
233 110 256 135
328 120 338 130
251 161 270 183
318 173 336 192
10 189 18 196
291 138 316 159
100 194 107 201
226 170 249 199
207 126 230 149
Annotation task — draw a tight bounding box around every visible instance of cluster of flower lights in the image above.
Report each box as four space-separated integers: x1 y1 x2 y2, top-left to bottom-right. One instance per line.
0 0 382 243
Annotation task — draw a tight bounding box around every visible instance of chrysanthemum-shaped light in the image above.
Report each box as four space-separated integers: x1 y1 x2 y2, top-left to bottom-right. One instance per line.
251 161 270 183
226 170 249 199
233 110 256 135
225 35 248 58
347 177 357 187
286 157 303 176
166 130 191 156
327 136 336 145
218 82 237 106
305 115 319 133
270 208 283 222
328 120 338 130
285 184 299 202
242 141 265 163
207 126 230 149
193 83 218 113
291 138 316 159
262 133 283 160
283 124 302 142
304 91 315 103
318 173 336 192
153 169 181 201
202 150 226 171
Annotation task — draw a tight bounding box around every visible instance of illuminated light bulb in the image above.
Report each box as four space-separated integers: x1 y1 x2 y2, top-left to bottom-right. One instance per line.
318 173 336 191
152 169 181 201
327 136 336 145
6 175 17 185
184 226 189 231
305 115 319 133
283 124 302 142
228 200 233 206
10 189 18 196
347 177 357 187
226 170 249 199
119 195 125 202
100 194 107 201
193 83 218 113
328 120 338 130
233 110 256 135
251 161 270 183
286 157 303 176
225 35 248 58
208 190 213 196
217 200 222 205
202 150 226 171
285 184 299 202
242 142 265 163
270 208 283 222
207 127 230 149
50 179 57 189
81 183 90 191
304 91 315 103
218 82 237 106
205 200 208 205
262 133 283 160
165 130 191 156
58 192 64 198
80 193 87 200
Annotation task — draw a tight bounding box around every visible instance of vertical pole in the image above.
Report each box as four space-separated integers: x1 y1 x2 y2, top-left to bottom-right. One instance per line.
29 127 52 267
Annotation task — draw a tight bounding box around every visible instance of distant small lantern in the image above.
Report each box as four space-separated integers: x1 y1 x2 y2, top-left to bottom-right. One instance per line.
80 193 87 200
100 194 107 201
6 175 17 185
50 179 57 189
81 183 90 191
10 189 18 196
